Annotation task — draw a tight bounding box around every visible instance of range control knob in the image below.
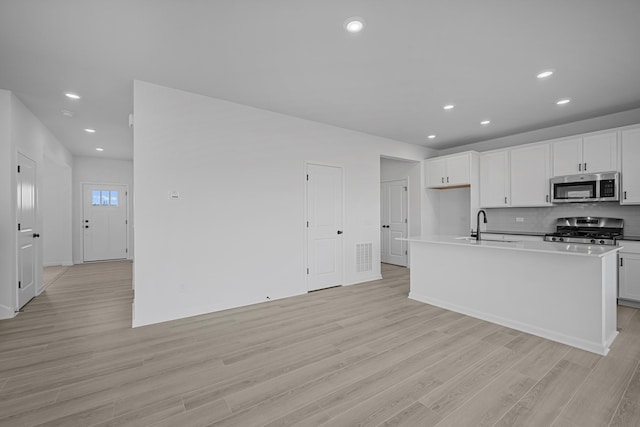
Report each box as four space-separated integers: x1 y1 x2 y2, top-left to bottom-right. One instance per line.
590 239 596 244
558 237 564 242
551 237 557 241
599 240 605 244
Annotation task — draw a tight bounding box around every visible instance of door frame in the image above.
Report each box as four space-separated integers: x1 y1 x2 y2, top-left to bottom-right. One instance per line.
303 161 345 291
81 182 130 262
380 177 410 267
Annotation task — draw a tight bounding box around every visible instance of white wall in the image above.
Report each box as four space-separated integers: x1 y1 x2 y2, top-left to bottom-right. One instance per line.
439 107 640 155
72 157 134 264
133 81 432 326
0 90 13 317
43 157 72 266
0 89 71 318
380 157 423 240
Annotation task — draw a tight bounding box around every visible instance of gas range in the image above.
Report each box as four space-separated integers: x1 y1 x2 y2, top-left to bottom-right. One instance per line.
543 217 623 246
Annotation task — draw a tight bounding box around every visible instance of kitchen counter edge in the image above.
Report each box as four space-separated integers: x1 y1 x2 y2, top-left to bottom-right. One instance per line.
400 235 623 257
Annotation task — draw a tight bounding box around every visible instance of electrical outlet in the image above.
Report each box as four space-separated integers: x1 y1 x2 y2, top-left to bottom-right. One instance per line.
516 217 524 223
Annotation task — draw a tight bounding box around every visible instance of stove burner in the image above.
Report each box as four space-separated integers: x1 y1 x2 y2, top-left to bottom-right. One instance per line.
544 217 623 246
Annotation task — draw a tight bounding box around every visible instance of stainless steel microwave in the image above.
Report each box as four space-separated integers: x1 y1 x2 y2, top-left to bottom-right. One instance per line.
550 172 619 203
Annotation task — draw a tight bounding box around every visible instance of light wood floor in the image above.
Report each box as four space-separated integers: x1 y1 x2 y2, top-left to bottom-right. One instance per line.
42 265 70 289
1 261 640 426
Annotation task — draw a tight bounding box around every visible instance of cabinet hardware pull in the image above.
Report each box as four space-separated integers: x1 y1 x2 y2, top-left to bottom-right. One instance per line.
620 258 624 267
504 197 507 204
546 195 549 202
447 176 449 183
584 162 587 171
624 191 627 200
441 177 444 183
578 163 582 171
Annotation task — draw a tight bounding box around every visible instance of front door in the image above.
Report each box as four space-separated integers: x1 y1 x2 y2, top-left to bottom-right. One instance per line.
381 179 408 266
306 164 343 291
17 153 37 309
83 184 128 262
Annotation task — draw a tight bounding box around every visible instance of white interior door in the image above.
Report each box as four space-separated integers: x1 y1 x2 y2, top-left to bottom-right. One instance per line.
307 164 343 291
17 154 37 309
83 184 128 262
381 179 408 266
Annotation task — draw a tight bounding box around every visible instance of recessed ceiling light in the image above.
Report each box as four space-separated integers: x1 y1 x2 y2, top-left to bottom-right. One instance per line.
427 134 436 139
65 92 81 100
344 17 365 33
84 128 96 133
95 148 104 152
556 98 571 105
537 70 554 79
443 104 455 110
480 120 491 125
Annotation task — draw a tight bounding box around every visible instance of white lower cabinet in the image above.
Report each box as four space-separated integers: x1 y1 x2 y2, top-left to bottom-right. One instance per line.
619 241 640 303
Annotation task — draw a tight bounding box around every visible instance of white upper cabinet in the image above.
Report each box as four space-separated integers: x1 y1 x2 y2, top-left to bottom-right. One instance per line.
582 133 618 173
446 154 471 186
425 157 446 188
621 127 640 204
425 152 472 188
480 150 510 207
552 138 582 176
552 132 618 176
510 143 552 207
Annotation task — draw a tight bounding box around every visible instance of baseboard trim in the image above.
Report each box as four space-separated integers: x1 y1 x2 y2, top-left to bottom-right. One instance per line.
618 299 640 309
409 291 615 356
343 275 383 286
0 304 16 320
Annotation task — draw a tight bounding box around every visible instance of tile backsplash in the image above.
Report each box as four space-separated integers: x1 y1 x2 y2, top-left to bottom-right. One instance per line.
486 202 640 236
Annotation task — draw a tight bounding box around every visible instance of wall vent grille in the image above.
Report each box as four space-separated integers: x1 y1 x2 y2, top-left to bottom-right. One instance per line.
356 243 373 272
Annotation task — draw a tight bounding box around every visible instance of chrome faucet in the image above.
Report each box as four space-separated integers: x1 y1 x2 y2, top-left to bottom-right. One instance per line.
476 209 488 241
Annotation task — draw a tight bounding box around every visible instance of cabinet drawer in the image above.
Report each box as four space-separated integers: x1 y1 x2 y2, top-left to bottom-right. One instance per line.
619 240 640 254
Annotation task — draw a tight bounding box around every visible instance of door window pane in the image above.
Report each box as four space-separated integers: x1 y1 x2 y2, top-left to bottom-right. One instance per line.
92 189 123 206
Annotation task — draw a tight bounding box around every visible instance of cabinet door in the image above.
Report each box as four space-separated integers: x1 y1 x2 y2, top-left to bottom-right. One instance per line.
446 154 470 186
583 132 618 173
510 144 551 206
619 252 640 302
425 158 446 188
552 138 582 176
480 151 509 207
621 128 640 204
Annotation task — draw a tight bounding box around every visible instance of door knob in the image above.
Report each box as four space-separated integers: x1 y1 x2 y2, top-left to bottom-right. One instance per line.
337 230 343 234
84 220 89 223
84 225 89 229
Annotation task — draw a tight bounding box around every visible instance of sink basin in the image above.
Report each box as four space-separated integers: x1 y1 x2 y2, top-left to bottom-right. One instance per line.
455 236 518 243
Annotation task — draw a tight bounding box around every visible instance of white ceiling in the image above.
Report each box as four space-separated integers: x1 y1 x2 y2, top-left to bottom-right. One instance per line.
2 0 640 160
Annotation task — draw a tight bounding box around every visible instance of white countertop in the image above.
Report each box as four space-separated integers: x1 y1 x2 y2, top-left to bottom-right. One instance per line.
400 235 623 257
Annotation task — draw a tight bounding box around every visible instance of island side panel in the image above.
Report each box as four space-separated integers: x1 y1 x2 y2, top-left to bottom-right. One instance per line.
408 241 614 355
602 252 618 350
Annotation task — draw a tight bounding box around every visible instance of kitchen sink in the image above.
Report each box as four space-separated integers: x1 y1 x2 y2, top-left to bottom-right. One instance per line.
455 236 518 243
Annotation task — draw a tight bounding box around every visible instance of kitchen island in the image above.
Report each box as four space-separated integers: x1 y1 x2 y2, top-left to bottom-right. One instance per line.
402 235 622 355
